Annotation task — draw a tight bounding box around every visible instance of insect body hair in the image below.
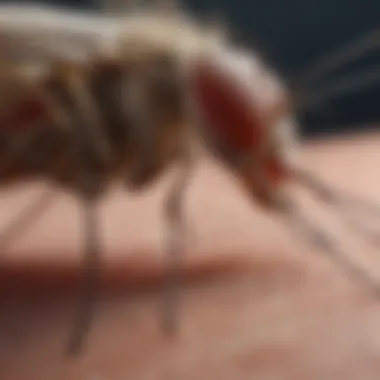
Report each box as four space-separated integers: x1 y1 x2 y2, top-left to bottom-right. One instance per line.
0 5 253 353
0 7 231 193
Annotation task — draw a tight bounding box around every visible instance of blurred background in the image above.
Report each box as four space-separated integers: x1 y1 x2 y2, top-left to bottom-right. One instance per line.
1 0 379 137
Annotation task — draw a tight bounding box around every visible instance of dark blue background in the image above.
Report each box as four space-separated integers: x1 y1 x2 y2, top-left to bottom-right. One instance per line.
2 0 380 138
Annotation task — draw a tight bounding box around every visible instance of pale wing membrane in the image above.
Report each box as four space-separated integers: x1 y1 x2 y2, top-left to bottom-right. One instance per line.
99 0 179 13
0 3 188 64
0 4 124 62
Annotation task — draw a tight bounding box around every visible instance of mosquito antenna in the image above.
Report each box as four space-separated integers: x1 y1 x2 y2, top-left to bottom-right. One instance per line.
297 65 380 110
294 28 380 89
282 203 380 299
292 169 380 246
0 188 56 254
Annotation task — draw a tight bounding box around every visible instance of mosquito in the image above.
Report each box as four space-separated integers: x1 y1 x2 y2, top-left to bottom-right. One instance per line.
0 0 378 356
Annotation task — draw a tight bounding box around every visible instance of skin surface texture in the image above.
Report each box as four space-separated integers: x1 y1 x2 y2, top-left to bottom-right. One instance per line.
0 130 379 380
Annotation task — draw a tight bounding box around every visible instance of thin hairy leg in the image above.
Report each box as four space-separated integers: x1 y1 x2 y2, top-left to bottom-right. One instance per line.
0 188 56 255
46 67 106 356
66 194 101 355
161 148 194 335
280 200 380 301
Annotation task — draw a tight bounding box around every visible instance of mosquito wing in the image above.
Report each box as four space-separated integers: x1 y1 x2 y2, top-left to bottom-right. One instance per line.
0 4 126 62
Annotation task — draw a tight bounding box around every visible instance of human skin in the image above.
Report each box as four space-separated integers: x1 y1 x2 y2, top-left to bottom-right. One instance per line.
0 130 379 380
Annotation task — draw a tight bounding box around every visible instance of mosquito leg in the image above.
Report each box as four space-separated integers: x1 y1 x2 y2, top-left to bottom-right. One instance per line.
161 149 194 336
282 204 380 300
66 193 101 355
294 169 380 245
122 70 162 189
0 188 56 254
64 159 103 356
50 68 107 356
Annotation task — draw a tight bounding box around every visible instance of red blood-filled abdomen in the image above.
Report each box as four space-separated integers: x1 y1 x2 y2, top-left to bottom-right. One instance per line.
189 57 288 190
0 95 52 184
189 58 264 153
0 96 49 132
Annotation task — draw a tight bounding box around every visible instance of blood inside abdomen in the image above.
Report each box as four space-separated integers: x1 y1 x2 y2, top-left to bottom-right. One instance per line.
0 98 48 132
190 60 264 153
